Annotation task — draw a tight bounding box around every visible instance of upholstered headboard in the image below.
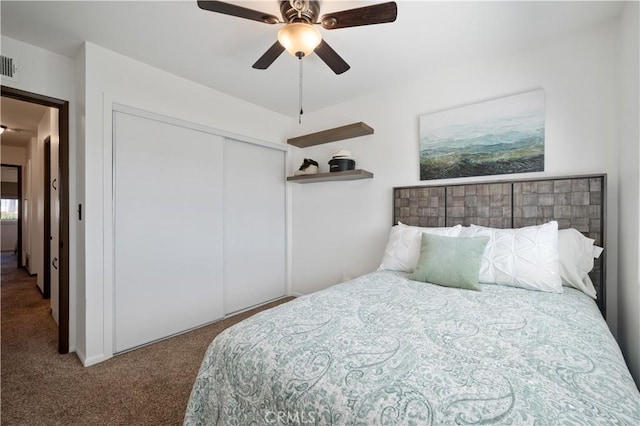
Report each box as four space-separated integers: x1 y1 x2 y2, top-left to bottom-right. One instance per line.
393 174 607 315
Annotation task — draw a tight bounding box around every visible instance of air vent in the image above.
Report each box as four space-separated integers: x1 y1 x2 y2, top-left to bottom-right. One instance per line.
0 55 18 81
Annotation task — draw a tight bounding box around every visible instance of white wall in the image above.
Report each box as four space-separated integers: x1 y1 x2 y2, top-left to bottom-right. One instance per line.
291 19 622 337
616 1 640 386
74 44 87 362
26 138 37 275
32 108 57 292
1 36 78 352
31 107 59 297
79 42 292 365
0 145 26 166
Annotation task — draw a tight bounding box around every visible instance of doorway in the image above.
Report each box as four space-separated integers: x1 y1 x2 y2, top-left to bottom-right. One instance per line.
1 86 70 354
0 164 22 269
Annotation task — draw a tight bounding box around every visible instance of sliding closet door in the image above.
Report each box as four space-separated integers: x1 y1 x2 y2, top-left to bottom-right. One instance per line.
223 139 286 314
113 111 224 353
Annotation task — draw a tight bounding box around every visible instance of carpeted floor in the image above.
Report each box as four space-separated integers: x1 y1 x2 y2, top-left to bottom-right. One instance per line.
0 252 293 425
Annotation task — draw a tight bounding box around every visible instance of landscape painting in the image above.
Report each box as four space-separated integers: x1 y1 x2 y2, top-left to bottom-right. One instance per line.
419 89 545 180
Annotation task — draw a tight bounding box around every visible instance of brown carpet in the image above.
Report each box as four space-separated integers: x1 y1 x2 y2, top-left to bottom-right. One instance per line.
1 252 293 425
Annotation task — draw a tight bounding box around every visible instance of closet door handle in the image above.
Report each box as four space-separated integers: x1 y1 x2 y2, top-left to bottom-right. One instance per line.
51 178 58 190
52 257 58 270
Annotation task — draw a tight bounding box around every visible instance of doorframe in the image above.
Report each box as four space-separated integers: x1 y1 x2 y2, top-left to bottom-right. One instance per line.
1 86 70 354
0 163 23 269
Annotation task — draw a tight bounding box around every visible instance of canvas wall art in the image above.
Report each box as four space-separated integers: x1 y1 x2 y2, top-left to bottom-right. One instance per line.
419 89 545 180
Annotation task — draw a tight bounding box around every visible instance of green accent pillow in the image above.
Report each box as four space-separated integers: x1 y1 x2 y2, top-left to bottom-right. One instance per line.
410 233 489 291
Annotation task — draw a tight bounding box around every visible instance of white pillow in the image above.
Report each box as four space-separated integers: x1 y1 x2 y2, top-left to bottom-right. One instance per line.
558 228 602 299
462 221 562 293
378 222 462 272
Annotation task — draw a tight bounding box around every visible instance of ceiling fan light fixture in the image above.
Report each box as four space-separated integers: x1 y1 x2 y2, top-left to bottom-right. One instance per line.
277 23 321 57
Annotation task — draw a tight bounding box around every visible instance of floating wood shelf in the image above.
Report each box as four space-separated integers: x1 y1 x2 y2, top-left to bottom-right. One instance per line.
287 169 374 184
287 122 374 148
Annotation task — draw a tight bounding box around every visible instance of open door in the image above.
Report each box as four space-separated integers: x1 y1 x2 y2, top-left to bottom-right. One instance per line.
43 138 51 299
50 132 60 323
42 132 60 323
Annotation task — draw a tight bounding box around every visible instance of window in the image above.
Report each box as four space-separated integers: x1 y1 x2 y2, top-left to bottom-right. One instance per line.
1 198 18 220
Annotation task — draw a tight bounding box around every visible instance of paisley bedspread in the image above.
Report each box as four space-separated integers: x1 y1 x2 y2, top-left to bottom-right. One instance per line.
184 271 640 425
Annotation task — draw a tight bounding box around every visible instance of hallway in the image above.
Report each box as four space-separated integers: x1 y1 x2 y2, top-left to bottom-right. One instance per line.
1 251 59 360
0 251 69 423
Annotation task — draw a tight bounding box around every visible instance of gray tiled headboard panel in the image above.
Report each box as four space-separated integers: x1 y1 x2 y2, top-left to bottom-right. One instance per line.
393 174 607 316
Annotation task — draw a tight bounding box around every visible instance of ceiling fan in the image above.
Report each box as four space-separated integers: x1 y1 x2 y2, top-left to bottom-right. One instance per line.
197 0 398 74
0 125 33 135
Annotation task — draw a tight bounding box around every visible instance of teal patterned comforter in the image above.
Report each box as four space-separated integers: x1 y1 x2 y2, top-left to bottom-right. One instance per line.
185 271 640 425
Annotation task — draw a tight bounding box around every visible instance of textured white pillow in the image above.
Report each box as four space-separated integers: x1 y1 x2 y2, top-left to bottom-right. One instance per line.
378 223 462 272
463 221 562 293
558 228 602 299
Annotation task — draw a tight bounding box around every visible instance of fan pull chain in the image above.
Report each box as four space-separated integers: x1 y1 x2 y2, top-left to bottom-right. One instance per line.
298 54 304 124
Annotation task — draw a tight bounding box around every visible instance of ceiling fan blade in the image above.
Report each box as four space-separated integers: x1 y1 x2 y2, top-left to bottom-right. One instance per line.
0 125 32 134
197 1 280 24
320 2 397 30
252 41 285 70
314 40 350 75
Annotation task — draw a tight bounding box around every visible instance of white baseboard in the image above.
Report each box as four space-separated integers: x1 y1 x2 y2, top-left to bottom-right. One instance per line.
74 346 86 365
78 350 111 367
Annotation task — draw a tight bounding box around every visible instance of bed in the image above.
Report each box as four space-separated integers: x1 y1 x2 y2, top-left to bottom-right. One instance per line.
185 175 640 425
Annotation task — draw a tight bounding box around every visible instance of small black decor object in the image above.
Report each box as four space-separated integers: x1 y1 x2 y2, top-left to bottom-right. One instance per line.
329 149 356 172
294 158 319 176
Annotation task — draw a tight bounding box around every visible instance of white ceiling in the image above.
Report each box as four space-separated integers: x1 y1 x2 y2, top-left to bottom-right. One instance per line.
0 1 625 118
0 97 48 148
